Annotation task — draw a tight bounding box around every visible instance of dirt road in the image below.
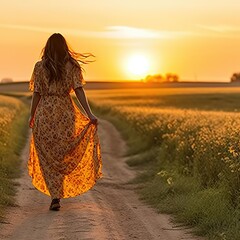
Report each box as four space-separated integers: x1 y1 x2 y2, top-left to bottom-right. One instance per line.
0 119 203 240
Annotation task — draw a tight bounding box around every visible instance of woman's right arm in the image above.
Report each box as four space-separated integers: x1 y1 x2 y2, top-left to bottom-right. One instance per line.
74 87 98 124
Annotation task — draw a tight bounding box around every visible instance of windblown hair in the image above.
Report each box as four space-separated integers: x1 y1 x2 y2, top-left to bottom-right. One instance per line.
41 33 94 83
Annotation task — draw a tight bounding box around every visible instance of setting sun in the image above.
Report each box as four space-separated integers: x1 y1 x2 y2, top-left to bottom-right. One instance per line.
126 54 150 79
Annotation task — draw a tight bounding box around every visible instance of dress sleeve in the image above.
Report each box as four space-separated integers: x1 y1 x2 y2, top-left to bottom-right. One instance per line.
29 62 41 93
72 65 86 90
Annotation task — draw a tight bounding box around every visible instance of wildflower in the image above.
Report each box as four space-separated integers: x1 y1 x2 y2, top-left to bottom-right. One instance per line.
167 177 173 185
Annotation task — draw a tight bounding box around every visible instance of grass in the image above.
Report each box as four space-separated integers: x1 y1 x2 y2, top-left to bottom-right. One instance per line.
0 94 29 221
87 88 240 240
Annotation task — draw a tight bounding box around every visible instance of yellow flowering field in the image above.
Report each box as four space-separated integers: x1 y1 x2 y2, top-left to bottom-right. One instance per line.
88 88 240 238
0 94 28 214
0 95 23 149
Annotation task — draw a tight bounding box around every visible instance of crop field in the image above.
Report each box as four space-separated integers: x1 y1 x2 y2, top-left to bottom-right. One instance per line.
87 88 240 239
0 95 24 167
88 88 240 190
0 94 29 220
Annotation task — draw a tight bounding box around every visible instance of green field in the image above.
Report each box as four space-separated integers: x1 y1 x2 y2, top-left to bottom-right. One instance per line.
87 88 240 240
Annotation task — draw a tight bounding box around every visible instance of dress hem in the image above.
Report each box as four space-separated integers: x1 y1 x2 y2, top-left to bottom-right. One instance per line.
30 173 103 199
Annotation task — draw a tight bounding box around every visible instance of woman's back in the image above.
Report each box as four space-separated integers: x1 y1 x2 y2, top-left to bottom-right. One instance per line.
29 60 86 96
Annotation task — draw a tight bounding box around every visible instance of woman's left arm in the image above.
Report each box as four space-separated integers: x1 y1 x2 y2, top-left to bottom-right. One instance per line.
29 92 41 128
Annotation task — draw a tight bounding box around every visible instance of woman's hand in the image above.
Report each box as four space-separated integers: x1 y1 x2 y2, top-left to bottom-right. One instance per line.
29 116 34 128
88 114 98 125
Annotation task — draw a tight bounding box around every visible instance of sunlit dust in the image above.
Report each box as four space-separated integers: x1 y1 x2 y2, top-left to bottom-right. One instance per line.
126 54 150 79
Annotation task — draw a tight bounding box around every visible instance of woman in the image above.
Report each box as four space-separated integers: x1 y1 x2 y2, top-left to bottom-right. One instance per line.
28 33 103 211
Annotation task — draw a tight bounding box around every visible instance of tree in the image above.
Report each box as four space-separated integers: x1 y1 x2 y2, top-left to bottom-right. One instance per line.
165 73 179 82
231 73 240 83
145 74 164 83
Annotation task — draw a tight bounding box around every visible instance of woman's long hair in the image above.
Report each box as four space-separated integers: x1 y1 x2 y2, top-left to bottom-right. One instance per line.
41 33 94 83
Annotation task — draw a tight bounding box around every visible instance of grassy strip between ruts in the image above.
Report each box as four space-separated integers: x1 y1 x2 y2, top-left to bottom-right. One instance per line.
0 94 29 222
89 101 240 240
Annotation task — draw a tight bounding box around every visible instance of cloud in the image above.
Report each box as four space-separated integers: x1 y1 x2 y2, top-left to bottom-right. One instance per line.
197 24 240 33
98 26 190 39
4 23 239 40
84 26 193 39
0 23 192 39
0 23 57 34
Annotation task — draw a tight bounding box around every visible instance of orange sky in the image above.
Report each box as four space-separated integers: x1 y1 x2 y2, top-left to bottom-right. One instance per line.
0 0 240 82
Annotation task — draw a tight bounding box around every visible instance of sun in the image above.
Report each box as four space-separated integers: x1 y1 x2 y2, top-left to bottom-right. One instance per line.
126 54 150 79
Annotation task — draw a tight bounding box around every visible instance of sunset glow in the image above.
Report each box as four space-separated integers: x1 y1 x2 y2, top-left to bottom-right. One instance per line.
0 1 240 82
126 54 150 78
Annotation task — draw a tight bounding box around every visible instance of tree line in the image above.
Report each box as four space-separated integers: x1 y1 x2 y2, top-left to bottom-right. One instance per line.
144 72 240 83
143 73 179 83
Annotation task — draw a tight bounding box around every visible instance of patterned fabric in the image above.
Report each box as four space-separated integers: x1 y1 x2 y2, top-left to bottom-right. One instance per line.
28 61 102 198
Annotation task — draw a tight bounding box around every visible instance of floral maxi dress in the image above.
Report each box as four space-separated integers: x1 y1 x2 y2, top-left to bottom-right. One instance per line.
28 61 103 199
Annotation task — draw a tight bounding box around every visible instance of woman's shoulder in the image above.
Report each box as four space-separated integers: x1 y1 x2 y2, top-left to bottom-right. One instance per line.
34 60 43 70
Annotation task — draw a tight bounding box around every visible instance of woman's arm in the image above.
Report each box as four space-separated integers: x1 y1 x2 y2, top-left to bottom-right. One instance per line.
74 87 98 124
29 92 41 128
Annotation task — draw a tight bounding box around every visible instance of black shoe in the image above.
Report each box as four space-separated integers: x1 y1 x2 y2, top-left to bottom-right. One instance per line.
49 198 60 211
